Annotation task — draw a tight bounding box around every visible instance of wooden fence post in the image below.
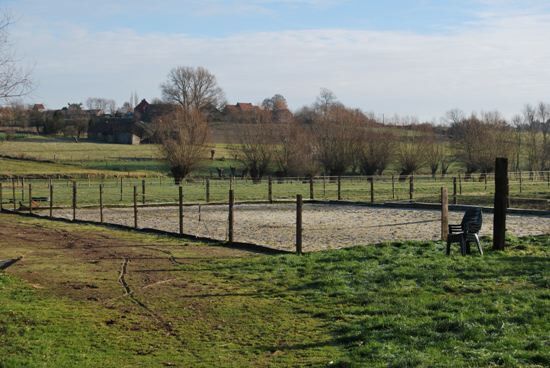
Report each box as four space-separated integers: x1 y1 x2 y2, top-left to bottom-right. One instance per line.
458 174 462 195
142 179 146 205
323 175 326 198
391 174 395 199
206 178 210 203
72 181 77 221
296 194 303 255
133 185 138 229
409 175 414 201
453 177 457 205
337 176 341 200
49 184 53 218
484 173 487 191
228 189 234 243
179 186 183 235
0 182 3 212
28 183 32 214
21 177 24 202
12 177 16 211
441 187 448 242
268 176 273 203
519 171 522 194
369 177 374 204
309 177 314 200
493 158 508 250
120 177 123 201
99 184 104 223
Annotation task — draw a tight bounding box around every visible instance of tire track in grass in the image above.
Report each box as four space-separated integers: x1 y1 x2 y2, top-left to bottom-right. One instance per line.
117 257 175 335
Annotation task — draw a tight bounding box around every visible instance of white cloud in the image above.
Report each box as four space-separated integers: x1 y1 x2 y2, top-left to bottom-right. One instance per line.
11 10 550 120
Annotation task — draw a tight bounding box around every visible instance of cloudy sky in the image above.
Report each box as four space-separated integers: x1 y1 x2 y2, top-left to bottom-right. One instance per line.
5 0 550 121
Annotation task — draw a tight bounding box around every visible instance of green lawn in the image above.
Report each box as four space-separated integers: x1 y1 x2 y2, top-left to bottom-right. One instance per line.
0 213 548 367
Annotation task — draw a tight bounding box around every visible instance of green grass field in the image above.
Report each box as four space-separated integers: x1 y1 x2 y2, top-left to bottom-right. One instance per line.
0 136 240 177
2 174 548 210
0 214 548 367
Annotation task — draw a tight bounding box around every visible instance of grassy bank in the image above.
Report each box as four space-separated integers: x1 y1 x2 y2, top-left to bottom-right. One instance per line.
1 214 548 367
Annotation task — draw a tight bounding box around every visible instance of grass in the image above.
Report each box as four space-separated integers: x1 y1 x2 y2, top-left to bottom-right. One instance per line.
2 174 548 210
0 214 548 367
0 137 240 176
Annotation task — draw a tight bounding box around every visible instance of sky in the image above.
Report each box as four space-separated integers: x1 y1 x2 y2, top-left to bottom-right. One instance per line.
4 0 550 121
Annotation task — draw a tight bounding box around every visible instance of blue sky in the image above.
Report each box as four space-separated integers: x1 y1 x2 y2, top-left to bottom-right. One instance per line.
4 0 550 120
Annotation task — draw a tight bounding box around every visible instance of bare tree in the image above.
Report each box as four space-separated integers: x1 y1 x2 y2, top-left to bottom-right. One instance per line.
425 134 445 178
451 112 514 174
155 108 209 184
237 122 275 181
313 105 360 176
274 123 319 177
395 131 428 178
315 88 337 115
0 12 32 101
356 128 394 175
85 97 116 114
161 66 225 112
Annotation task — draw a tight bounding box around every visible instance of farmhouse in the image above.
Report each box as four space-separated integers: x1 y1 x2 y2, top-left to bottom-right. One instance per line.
87 99 173 144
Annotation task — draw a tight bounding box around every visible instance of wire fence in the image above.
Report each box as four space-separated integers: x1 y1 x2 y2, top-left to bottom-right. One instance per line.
1 172 548 252
1 172 548 210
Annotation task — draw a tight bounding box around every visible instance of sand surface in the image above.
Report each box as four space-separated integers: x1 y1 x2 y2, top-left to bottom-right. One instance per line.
44 203 549 252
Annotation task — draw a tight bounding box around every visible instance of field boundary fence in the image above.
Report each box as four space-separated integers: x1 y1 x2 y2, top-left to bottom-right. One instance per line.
1 171 548 253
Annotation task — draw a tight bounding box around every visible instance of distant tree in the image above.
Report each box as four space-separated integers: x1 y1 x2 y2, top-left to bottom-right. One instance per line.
155 108 209 184
313 104 360 176
0 12 32 101
395 131 428 177
356 129 394 175
450 112 514 174
161 66 225 112
315 88 337 115
274 123 319 177
85 97 116 114
237 122 275 181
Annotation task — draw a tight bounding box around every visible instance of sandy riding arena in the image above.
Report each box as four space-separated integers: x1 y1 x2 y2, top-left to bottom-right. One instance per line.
46 203 549 252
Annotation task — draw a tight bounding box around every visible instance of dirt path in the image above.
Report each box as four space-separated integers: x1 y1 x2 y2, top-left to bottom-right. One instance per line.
0 214 250 340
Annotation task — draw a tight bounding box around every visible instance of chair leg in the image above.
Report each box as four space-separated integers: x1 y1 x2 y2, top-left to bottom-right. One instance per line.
460 237 466 256
474 234 483 256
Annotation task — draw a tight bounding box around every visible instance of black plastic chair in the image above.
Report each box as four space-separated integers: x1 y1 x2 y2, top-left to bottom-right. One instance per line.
446 208 483 256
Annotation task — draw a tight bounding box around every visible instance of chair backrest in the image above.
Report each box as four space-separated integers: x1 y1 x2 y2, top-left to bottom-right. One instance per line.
461 207 482 232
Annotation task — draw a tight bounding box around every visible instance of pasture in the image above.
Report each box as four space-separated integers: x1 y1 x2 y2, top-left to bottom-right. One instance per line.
1 214 548 367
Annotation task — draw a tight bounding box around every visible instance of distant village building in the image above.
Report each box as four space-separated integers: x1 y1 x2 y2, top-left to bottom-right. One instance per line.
87 99 171 145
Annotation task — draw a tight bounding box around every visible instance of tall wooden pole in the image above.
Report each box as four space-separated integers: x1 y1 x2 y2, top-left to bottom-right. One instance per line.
12 177 16 211
179 186 183 235
369 177 374 204
409 175 414 201
337 176 342 200
133 185 138 229
493 158 508 250
453 177 457 205
49 184 53 218
296 194 303 255
228 189 234 243
441 187 448 241
72 181 77 221
28 183 32 214
268 176 273 203
142 179 146 205
99 184 104 223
